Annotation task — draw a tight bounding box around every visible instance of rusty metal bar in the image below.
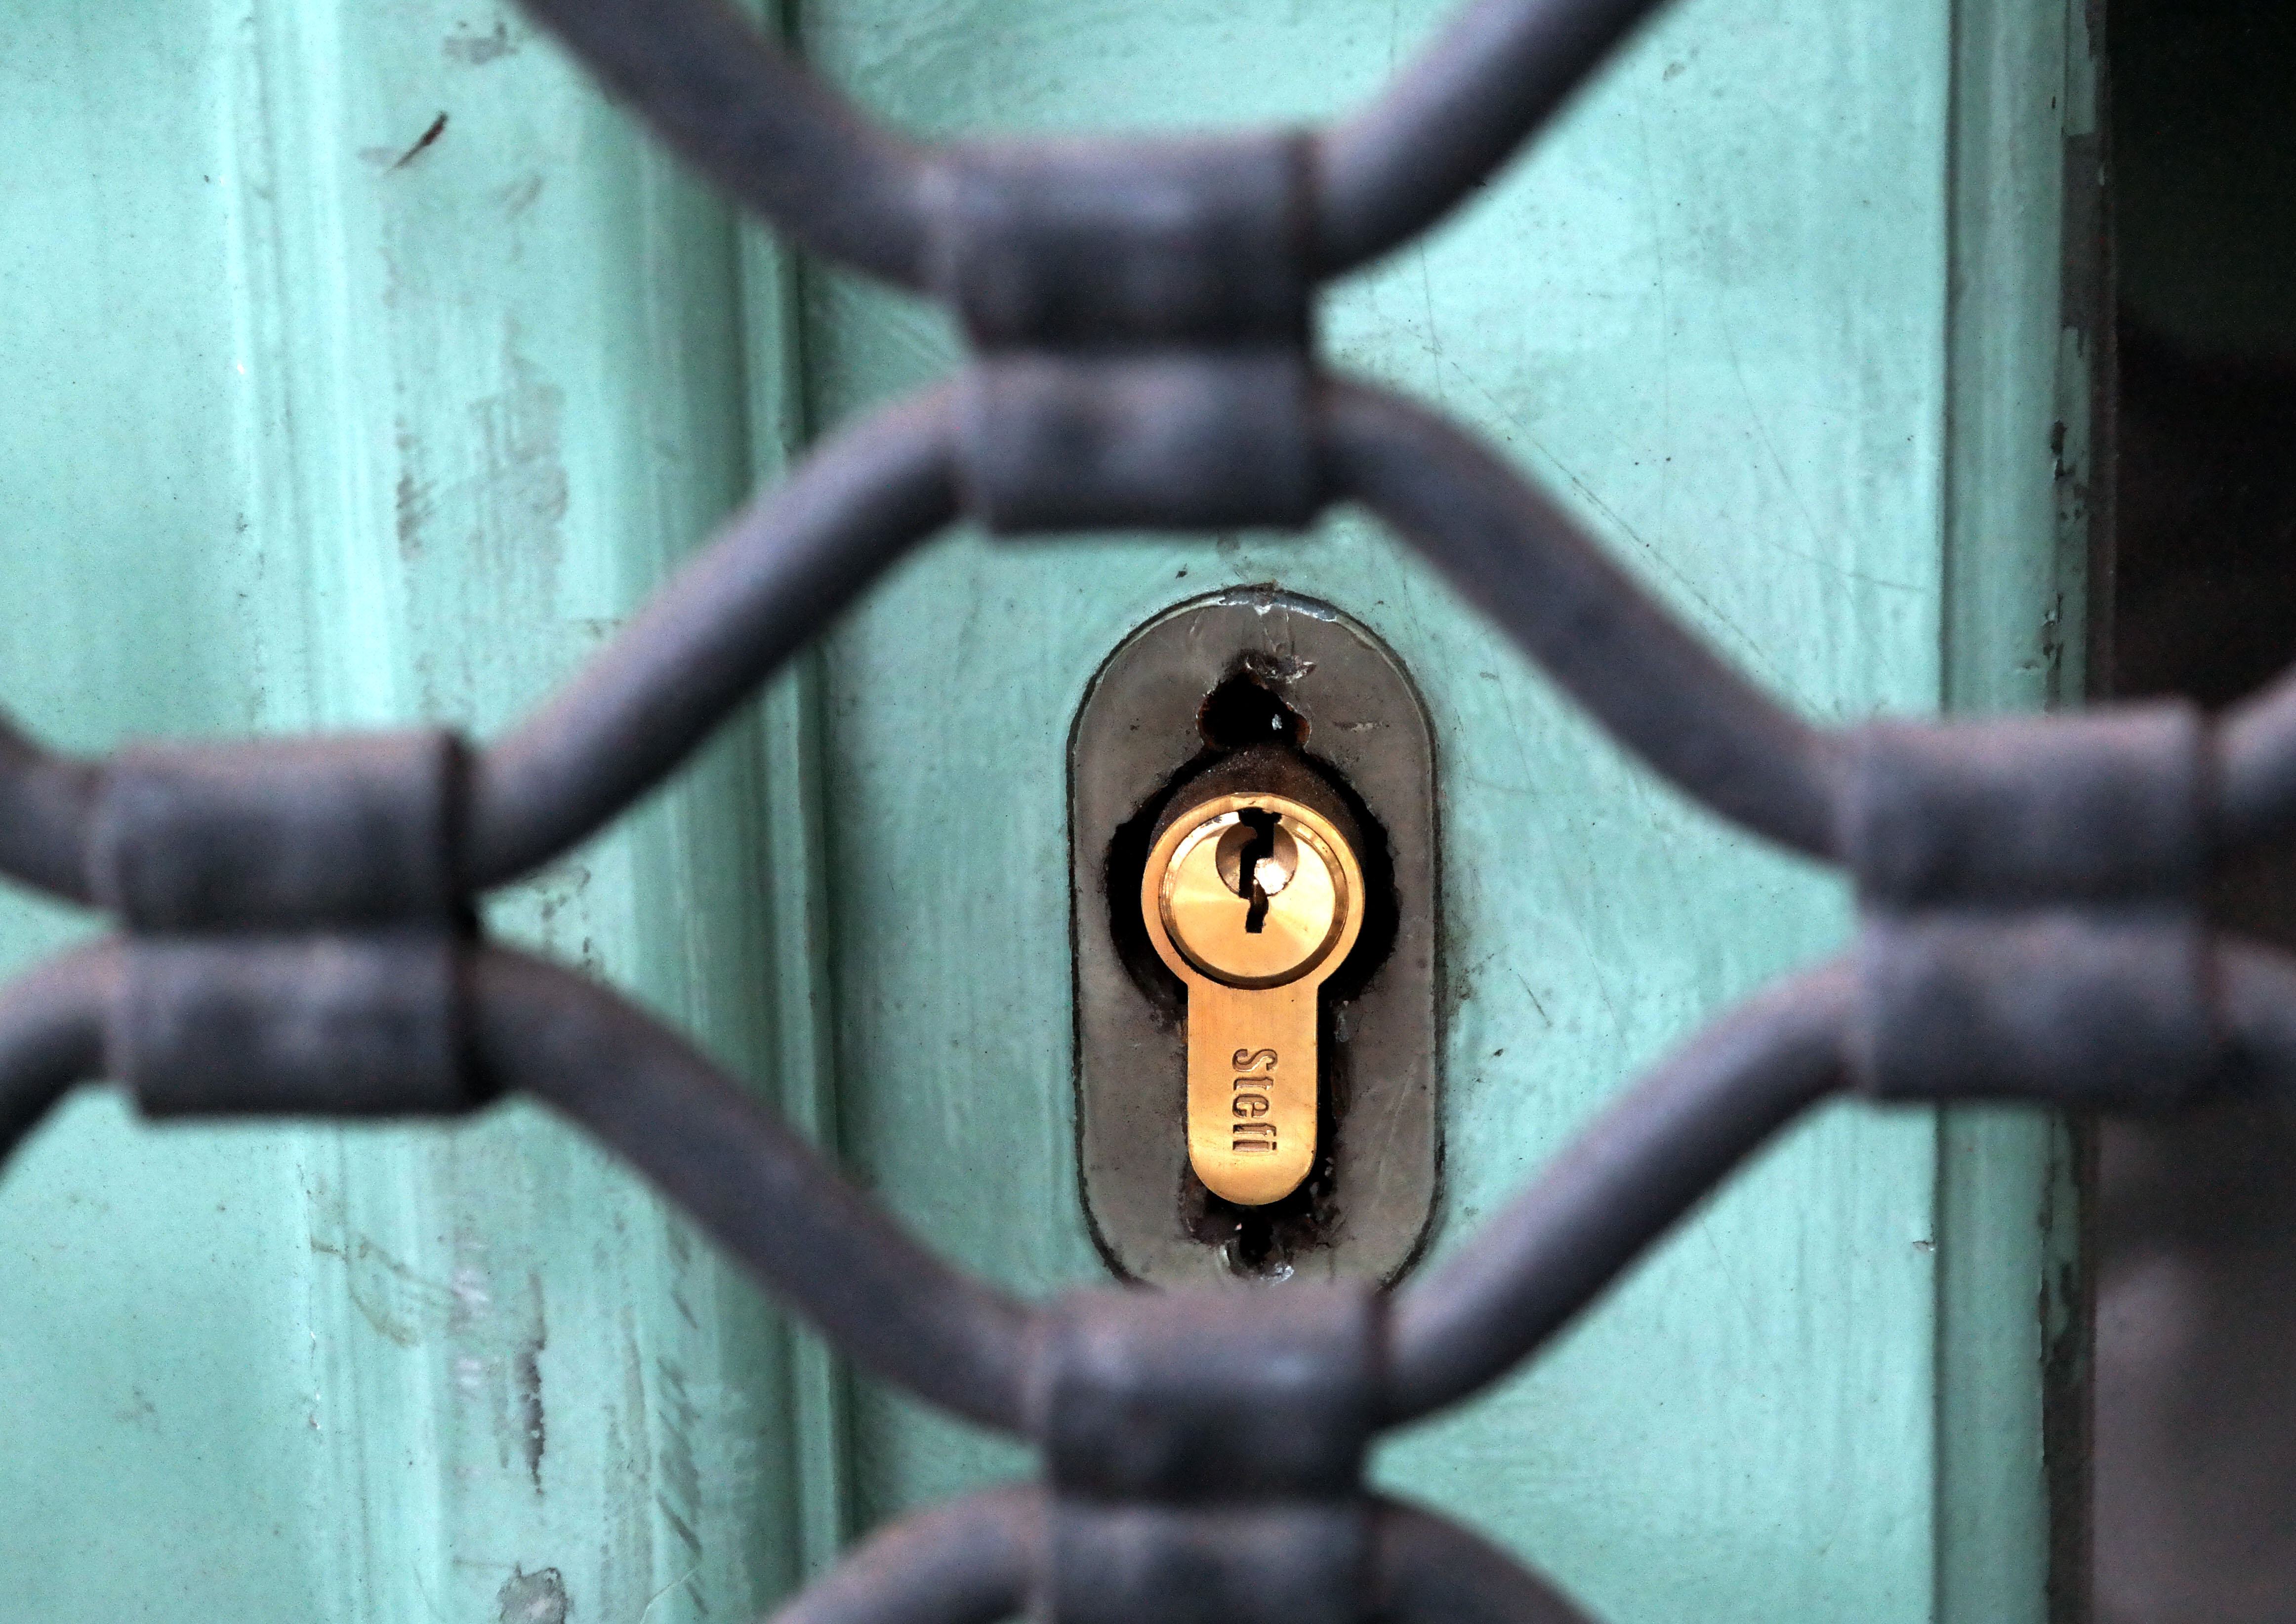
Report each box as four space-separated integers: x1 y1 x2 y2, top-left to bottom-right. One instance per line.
0 2 2282 1622
471 947 1038 1434
1324 380 1843 859
0 940 116 1162
1312 0 1674 273
1384 960 1852 1421
756 1487 1041 1624
466 385 962 885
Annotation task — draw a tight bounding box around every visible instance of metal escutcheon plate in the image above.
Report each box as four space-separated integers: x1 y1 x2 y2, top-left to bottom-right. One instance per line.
1069 588 1441 1285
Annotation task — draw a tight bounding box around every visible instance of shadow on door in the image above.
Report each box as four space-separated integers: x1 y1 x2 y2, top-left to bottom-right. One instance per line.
2100 3 2296 1619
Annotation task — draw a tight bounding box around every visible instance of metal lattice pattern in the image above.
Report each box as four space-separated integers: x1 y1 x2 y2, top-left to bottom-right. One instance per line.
4 1 2296 1619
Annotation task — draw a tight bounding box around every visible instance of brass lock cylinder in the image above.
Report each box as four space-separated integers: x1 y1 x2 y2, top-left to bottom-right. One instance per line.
1141 758 1367 1207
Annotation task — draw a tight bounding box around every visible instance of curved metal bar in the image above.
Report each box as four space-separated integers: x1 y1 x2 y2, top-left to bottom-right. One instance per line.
1375 1498 1598 1624
517 0 1671 289
2214 667 2296 850
0 940 117 1169
2216 937 2296 1101
1311 0 1674 274
1384 958 1851 1421
0 714 98 904
1324 379 1842 860
514 0 934 287
754 1484 1039 1624
471 947 1036 1433
466 386 961 888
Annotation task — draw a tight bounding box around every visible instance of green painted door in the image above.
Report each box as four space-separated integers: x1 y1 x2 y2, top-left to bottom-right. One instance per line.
0 2 2096 1622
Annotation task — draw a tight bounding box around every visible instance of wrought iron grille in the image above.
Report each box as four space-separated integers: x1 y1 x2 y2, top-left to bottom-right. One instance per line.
1 0 2289 1619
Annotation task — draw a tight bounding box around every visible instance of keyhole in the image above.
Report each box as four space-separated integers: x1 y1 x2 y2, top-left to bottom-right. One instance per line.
1232 809 1277 934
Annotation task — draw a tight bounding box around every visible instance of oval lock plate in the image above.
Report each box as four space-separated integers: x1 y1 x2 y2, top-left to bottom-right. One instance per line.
1069 588 1440 1284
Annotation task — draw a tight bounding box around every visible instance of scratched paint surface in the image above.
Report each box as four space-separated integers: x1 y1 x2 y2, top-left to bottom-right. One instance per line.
791 1 2087 1621
0 4 799 1621
0 0 2084 1621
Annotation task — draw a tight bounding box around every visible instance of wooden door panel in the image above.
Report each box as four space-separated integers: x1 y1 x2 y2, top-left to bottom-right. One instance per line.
791 2 2092 1622
0 1 2095 1621
0 5 801 1620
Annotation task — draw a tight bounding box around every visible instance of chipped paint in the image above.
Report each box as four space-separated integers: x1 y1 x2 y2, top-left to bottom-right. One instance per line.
496 1566 569 1624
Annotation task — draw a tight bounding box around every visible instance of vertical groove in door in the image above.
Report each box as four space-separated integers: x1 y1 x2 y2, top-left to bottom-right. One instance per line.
1935 0 2101 1620
758 658 860 1578
176 4 800 1620
735 0 857 1572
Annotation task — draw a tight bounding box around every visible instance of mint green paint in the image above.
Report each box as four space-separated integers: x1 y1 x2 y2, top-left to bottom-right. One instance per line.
792 3 2093 1623
1 4 800 1620
1933 1 2099 1618
0 2 2089 1622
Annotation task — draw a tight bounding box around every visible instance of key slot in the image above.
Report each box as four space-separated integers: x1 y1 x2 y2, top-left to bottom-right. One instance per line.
1070 589 1440 1285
